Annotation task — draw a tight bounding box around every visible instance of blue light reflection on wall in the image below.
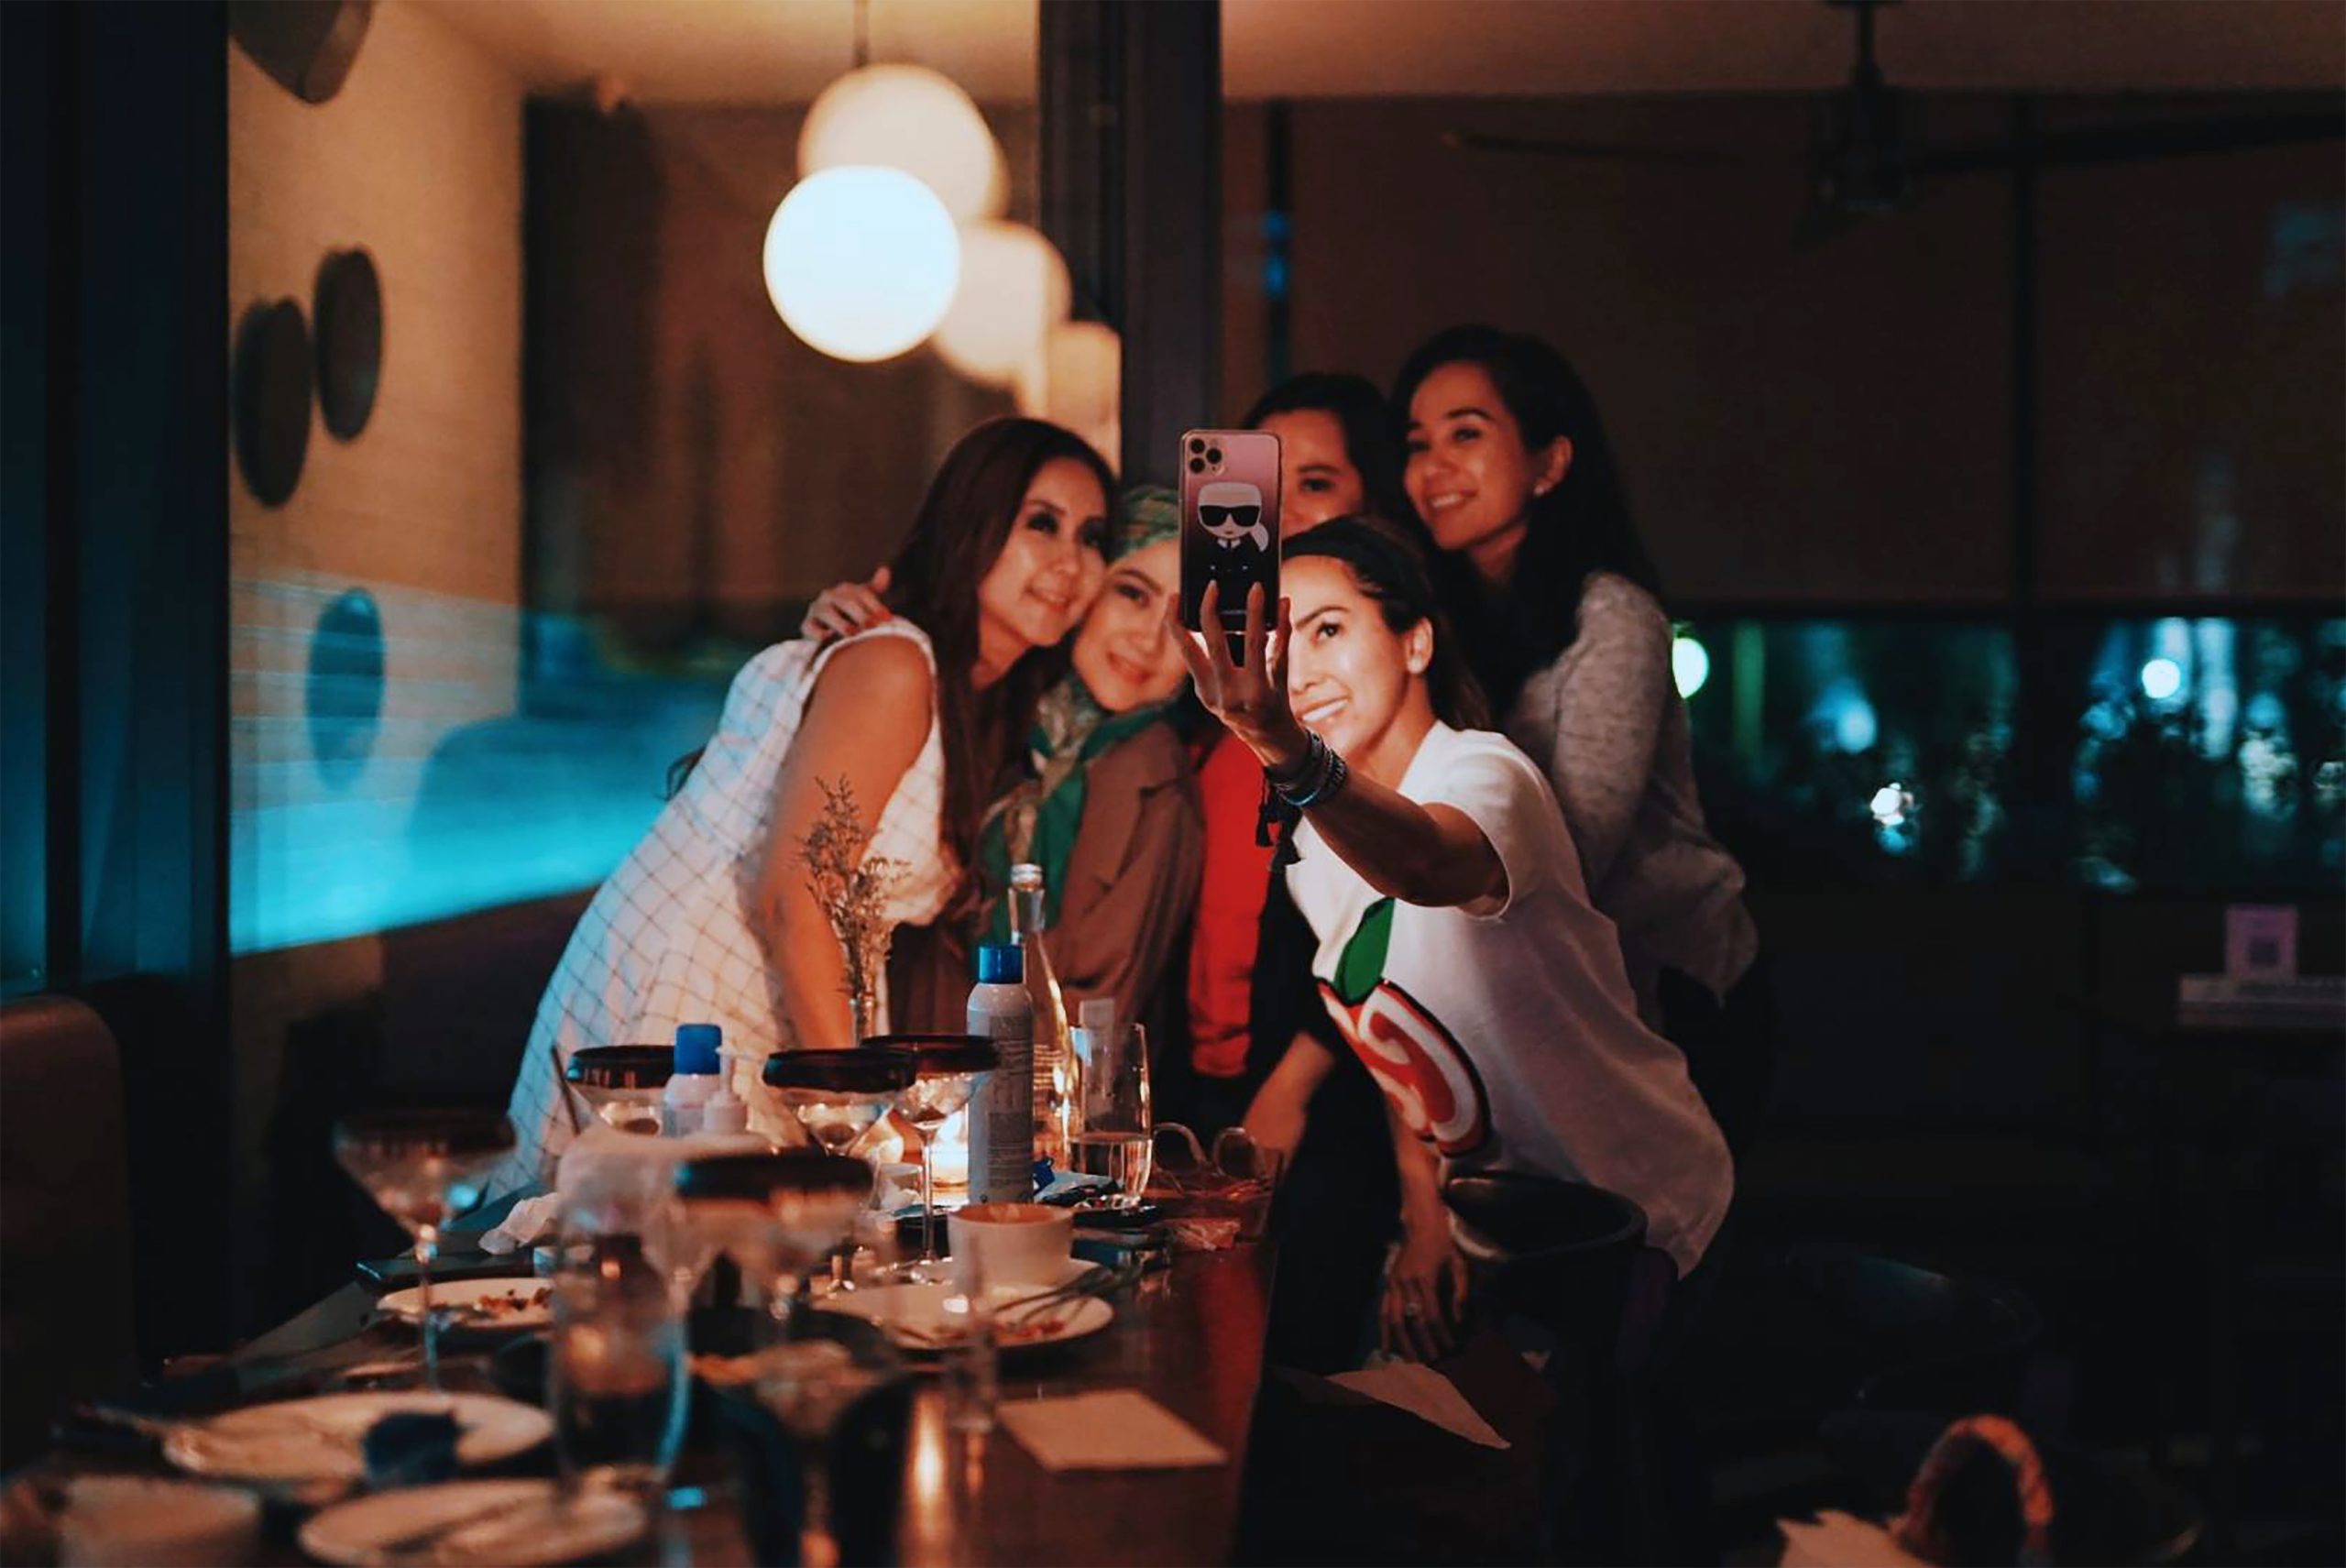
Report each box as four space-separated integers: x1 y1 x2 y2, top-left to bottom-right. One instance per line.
231 574 729 955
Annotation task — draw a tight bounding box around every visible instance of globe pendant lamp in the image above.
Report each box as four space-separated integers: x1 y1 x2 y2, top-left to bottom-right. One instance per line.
799 61 1005 226
762 165 960 364
934 221 1072 389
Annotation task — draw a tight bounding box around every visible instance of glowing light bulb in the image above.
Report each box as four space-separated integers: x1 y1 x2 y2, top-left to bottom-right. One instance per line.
762 167 959 363
2139 657 2184 702
934 222 1071 388
1869 783 1912 827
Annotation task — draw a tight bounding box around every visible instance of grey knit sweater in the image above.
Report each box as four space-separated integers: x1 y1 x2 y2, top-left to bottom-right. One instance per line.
1505 573 1757 1019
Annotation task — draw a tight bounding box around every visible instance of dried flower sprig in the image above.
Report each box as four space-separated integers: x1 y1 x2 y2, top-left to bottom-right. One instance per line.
798 777 909 1026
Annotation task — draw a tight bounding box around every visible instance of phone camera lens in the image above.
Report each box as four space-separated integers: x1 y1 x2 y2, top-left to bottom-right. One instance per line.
1188 456 1205 474
1207 446 1222 465
1188 438 1205 454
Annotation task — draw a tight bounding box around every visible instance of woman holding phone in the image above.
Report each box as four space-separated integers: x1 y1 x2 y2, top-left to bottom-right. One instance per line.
1394 326 1768 1153
496 418 1113 1192
1181 520 1731 1359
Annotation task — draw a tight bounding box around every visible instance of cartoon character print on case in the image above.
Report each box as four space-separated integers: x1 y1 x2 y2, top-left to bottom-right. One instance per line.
1195 479 1271 609
1314 897 1491 1157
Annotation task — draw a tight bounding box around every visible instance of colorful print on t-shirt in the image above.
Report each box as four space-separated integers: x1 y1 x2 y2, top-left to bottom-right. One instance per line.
1316 896 1491 1157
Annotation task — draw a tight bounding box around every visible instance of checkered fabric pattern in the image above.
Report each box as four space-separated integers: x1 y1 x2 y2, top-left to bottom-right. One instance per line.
492 621 957 1196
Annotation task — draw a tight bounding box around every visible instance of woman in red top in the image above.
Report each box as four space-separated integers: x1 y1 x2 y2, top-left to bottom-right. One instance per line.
1179 373 1416 1130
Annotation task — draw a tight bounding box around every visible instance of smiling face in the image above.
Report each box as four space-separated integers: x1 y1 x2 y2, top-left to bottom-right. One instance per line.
1072 538 1185 713
1284 555 1435 784
1403 360 1567 577
975 456 1111 658
1255 408 1365 536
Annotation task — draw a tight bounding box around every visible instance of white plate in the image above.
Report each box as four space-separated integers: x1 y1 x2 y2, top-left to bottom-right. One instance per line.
300 1479 644 1567
817 1259 1113 1354
375 1277 553 1330
161 1392 554 1484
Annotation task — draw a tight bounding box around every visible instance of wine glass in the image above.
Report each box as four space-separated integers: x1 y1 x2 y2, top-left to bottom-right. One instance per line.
333 1108 516 1389
762 1051 916 1290
864 1035 997 1281
673 1151 878 1562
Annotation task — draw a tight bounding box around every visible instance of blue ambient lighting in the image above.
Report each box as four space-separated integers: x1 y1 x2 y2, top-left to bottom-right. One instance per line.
232 575 727 956
2139 657 2184 702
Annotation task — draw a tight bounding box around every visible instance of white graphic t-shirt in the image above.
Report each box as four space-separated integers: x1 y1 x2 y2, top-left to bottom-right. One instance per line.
1285 722 1733 1275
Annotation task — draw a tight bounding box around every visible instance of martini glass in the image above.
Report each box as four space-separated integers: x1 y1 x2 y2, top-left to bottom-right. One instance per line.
674 1151 878 1564
762 1051 916 1291
334 1108 516 1389
564 1046 674 1135
864 1035 996 1282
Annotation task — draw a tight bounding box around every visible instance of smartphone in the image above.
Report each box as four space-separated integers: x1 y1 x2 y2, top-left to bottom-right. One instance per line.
1178 429 1281 640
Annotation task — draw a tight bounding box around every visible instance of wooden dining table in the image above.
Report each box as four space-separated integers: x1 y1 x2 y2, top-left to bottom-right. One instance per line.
23 1239 1279 1567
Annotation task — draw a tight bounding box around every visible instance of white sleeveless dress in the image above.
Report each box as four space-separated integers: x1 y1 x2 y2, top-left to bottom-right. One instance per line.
496 621 959 1193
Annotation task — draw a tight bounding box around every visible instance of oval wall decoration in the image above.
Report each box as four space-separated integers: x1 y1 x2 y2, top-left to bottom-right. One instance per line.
230 0 374 105
234 299 312 509
314 248 382 441
307 587 386 789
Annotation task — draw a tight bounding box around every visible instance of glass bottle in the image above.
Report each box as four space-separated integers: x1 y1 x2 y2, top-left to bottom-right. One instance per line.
1006 862 1070 1168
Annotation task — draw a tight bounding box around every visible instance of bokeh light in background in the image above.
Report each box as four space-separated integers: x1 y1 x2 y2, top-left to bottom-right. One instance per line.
933 221 1071 388
762 167 960 363
1672 632 1711 698
798 63 1005 225
2140 656 2184 702
1017 318 1121 470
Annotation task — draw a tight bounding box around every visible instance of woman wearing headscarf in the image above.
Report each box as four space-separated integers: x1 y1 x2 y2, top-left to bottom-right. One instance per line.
806 487 1203 1030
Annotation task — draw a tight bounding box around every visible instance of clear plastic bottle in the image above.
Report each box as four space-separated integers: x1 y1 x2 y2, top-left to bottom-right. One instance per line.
662 1023 721 1136
965 943 1036 1205
1006 863 1071 1168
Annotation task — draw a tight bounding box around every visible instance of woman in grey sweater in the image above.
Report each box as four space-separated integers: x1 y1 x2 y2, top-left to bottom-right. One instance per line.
1391 324 1770 1152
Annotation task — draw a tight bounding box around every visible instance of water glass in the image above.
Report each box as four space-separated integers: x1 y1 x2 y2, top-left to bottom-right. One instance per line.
1072 1023 1152 1205
548 1236 689 1494
1152 1123 1285 1241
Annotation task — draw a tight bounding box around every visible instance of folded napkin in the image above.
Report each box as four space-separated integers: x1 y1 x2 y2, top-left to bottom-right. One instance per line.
1328 1358 1510 1450
480 1193 563 1255
1776 1510 1928 1568
999 1390 1226 1471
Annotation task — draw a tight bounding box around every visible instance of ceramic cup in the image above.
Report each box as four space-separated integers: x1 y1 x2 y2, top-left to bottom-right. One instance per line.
947 1201 1074 1291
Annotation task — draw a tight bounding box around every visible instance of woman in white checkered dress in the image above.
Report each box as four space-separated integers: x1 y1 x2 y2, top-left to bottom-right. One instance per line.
495 420 1115 1194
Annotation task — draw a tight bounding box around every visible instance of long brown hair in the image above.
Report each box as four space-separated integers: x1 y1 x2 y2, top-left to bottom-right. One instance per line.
880 417 1115 904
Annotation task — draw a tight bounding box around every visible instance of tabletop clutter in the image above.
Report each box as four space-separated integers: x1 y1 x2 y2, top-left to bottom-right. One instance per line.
14 933 1290 1568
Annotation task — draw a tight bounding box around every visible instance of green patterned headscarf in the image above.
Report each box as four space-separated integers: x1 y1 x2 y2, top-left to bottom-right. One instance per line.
978 486 1183 940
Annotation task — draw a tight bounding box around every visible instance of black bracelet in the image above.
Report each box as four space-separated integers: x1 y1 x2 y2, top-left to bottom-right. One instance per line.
1284 744 1348 809
1263 732 1322 792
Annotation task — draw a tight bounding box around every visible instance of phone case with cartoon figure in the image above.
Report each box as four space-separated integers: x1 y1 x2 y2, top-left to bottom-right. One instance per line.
1178 429 1281 640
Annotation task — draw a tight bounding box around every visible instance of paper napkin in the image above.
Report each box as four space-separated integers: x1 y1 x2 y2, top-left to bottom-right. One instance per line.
1328 1359 1511 1450
999 1390 1227 1471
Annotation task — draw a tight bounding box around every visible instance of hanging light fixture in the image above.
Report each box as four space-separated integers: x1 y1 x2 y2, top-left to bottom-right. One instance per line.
933 221 1071 389
762 166 960 363
797 1 1005 225
1017 319 1120 470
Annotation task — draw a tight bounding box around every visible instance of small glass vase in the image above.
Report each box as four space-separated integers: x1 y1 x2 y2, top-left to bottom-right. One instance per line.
850 990 879 1046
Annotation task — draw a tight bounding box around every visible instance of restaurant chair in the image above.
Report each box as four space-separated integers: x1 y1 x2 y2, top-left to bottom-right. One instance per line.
1442 1173 1674 1563
1780 1243 2048 1418
0 994 138 1469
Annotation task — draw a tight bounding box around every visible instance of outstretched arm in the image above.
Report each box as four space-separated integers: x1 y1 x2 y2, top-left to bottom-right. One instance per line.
1174 582 1507 912
751 637 933 1051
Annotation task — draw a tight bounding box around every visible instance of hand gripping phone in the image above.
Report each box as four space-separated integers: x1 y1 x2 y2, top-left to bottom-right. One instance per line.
1178 430 1281 644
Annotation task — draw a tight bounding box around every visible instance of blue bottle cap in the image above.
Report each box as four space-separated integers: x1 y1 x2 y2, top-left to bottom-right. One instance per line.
673 1023 722 1075
975 943 1024 985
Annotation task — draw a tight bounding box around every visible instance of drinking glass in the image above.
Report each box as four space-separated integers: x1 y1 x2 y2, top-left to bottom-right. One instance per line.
1073 1024 1152 1206
762 1052 916 1290
548 1232 688 1496
864 1035 997 1281
563 1046 674 1135
673 1151 882 1566
1150 1123 1285 1241
333 1108 515 1389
